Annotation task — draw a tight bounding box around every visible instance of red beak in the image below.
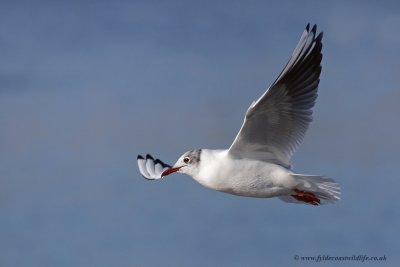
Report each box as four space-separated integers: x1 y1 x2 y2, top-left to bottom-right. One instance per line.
161 166 182 177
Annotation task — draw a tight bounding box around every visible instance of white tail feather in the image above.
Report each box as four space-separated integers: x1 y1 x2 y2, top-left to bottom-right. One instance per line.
278 174 341 205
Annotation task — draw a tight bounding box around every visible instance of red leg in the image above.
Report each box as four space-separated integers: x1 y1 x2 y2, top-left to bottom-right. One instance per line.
291 189 321 205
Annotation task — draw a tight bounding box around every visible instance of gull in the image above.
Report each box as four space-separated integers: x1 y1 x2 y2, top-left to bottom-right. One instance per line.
137 24 340 205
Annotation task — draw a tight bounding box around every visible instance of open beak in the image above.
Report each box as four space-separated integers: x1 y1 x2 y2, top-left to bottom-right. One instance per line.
161 166 182 177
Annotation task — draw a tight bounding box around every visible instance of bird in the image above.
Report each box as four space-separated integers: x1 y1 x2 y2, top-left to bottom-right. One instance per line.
137 24 340 206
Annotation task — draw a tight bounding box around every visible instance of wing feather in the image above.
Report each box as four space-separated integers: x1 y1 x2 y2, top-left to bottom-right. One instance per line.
228 24 323 168
137 154 171 180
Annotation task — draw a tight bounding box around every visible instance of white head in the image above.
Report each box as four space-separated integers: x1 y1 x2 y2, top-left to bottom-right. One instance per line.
161 149 202 178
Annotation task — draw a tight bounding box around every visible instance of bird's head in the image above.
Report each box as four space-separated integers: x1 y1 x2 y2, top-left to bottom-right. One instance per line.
161 149 202 177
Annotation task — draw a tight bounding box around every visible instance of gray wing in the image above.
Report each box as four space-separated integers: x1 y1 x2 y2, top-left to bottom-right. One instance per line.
228 24 323 168
137 154 171 180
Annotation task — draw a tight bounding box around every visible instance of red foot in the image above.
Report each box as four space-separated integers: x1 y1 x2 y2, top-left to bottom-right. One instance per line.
292 189 321 206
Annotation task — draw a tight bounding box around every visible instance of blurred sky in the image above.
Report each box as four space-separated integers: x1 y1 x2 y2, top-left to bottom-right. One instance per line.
1 1 399 266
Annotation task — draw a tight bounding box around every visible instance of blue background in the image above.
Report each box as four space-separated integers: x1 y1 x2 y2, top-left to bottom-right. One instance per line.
1 1 399 266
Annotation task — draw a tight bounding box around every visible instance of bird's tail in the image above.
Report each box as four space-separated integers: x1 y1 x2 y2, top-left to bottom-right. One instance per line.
278 175 341 205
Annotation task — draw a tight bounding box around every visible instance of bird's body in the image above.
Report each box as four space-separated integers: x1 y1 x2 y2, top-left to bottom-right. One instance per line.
192 149 294 198
137 24 341 206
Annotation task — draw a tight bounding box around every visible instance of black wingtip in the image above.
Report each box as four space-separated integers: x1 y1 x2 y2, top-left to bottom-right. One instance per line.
154 159 172 168
306 23 310 31
137 155 144 160
146 154 154 160
311 24 317 34
316 31 323 42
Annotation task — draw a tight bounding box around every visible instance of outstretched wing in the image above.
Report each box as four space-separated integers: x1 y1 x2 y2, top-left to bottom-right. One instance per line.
228 24 323 168
137 154 171 180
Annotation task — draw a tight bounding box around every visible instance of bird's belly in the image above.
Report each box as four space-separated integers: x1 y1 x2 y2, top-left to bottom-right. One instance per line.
215 175 287 198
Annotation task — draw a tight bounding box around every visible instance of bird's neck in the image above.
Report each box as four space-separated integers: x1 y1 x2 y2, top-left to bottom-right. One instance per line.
192 149 228 189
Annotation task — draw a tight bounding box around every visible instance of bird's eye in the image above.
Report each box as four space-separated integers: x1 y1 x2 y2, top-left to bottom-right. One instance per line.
183 157 190 164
